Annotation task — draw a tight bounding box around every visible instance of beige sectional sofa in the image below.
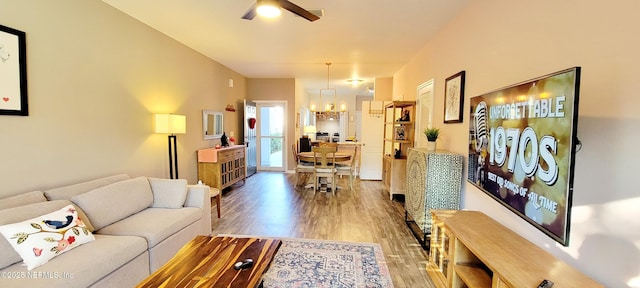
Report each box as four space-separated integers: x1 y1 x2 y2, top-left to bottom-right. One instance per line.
0 174 211 288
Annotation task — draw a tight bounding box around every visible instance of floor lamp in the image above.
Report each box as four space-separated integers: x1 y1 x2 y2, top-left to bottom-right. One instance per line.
155 114 186 179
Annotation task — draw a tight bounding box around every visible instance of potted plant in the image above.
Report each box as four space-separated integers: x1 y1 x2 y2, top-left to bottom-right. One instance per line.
424 128 440 151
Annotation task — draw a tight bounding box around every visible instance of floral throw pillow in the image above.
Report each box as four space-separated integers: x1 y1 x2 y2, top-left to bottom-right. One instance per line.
0 204 95 270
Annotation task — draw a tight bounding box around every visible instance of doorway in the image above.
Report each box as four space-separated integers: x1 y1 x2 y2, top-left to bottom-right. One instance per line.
243 100 257 177
416 79 435 148
256 101 287 172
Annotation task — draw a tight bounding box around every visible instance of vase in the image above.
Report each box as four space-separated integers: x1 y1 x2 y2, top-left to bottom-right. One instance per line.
427 141 437 151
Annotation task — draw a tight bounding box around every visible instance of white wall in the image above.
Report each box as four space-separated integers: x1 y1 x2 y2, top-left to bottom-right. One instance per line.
394 1 640 287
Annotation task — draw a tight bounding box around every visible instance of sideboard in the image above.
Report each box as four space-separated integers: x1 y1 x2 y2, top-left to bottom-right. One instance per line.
405 148 463 248
197 145 246 190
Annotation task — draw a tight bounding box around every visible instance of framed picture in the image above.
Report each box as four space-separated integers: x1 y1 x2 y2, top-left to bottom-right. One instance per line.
444 71 465 123
394 126 406 140
0 24 28 116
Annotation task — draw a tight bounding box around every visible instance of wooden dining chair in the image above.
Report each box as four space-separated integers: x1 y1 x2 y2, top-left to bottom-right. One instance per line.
312 146 337 194
336 145 358 191
292 143 314 187
319 142 338 148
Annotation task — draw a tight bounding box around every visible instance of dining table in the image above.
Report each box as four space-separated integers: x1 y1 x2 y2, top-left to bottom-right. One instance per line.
296 151 352 191
297 151 352 164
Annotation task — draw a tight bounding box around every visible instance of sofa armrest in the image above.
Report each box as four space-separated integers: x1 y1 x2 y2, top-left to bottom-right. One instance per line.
185 184 212 235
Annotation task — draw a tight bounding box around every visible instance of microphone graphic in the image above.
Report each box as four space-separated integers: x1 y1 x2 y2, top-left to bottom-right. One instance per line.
474 101 488 152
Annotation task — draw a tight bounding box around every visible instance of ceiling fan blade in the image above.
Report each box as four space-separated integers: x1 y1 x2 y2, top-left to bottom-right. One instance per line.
241 3 257 20
280 0 319 22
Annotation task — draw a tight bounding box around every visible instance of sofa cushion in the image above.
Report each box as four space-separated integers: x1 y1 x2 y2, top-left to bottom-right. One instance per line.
0 200 72 270
71 177 153 231
44 174 130 201
0 234 147 288
0 191 96 233
96 207 201 248
0 191 47 210
148 177 188 209
0 204 95 270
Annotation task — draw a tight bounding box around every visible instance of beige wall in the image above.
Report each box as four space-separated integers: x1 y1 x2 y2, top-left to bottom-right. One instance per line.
373 77 393 101
0 0 246 195
394 1 640 287
246 78 296 170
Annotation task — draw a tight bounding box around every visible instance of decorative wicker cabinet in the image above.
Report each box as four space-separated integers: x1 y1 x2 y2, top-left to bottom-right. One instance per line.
405 148 463 247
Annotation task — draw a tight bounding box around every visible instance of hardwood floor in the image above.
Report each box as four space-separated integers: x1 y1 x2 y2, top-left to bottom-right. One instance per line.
209 172 435 288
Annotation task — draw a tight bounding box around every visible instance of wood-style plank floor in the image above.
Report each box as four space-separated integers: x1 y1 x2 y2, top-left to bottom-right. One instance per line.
209 172 435 288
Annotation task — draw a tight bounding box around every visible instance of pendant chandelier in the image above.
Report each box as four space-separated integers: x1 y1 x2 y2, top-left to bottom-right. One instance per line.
314 62 342 120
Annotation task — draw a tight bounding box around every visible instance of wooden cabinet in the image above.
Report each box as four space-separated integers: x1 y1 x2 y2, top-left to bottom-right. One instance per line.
427 210 603 288
197 145 246 190
382 101 416 200
405 149 463 247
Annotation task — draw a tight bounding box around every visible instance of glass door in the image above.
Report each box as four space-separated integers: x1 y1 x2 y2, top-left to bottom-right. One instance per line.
243 100 257 177
257 101 286 171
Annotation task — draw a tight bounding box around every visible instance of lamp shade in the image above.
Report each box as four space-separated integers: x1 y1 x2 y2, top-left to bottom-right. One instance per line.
155 114 186 134
303 125 317 135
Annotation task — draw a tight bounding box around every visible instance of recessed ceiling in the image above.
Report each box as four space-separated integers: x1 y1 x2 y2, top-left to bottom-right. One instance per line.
102 0 469 97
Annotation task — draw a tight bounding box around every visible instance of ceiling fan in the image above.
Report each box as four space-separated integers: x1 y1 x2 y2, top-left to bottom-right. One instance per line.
241 0 320 22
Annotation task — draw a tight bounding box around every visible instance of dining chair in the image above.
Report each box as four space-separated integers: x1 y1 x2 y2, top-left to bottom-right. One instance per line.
292 143 314 187
336 145 358 191
312 146 337 194
319 142 338 148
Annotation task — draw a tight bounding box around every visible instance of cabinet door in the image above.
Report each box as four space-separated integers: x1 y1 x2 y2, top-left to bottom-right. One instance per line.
425 153 464 214
382 156 391 188
406 149 428 232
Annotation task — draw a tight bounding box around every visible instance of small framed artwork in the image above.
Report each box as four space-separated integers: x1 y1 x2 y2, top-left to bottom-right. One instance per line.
394 126 406 140
444 70 465 123
0 24 28 116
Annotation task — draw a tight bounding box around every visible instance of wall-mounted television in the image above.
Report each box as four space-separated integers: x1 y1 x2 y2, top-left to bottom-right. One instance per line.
468 67 581 246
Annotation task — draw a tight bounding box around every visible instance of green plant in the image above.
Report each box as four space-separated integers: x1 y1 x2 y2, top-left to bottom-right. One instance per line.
424 128 440 141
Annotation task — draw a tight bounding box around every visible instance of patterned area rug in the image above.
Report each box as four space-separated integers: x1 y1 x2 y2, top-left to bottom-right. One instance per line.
262 238 394 288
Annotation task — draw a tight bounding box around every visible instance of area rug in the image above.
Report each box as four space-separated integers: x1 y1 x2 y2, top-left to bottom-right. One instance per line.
219 235 394 287
262 237 394 288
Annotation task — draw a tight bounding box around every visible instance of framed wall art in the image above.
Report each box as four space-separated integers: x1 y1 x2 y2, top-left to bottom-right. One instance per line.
0 24 28 116
394 126 406 140
444 71 465 123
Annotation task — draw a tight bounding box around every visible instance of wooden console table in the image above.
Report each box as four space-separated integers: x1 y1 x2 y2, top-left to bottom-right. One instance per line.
427 210 602 288
197 145 246 190
137 235 281 288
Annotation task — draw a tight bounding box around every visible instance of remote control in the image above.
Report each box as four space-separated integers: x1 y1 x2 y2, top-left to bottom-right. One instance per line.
537 279 554 288
233 258 254 270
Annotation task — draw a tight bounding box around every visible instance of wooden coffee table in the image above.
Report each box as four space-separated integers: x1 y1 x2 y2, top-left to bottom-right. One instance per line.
136 235 281 288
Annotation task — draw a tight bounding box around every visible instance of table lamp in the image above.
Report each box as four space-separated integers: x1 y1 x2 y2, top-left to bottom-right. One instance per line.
303 125 316 140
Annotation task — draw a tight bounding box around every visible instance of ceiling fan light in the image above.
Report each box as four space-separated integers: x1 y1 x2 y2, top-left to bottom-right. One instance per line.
257 0 281 18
